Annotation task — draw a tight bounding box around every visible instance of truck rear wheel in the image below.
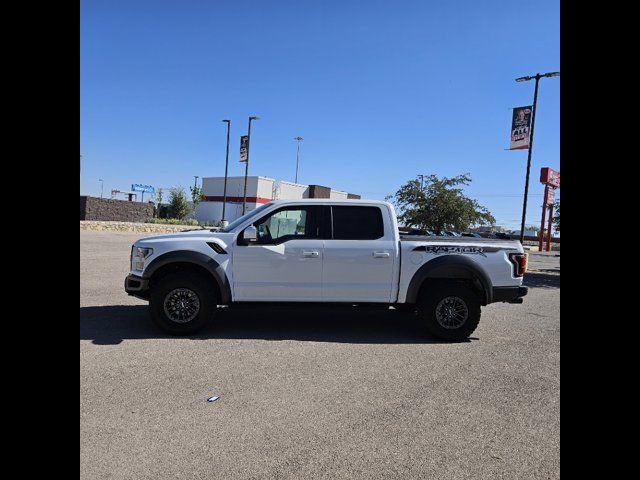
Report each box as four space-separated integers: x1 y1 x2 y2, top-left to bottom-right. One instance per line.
149 272 217 335
418 283 481 341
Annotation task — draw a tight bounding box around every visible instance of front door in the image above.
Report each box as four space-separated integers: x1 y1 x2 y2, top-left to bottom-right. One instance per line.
232 205 323 301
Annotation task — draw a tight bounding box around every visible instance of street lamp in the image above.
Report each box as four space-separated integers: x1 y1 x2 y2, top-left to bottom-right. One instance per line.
99 179 104 199
193 175 199 189
294 136 303 183
221 119 231 224
242 115 260 215
515 71 560 243
515 72 560 82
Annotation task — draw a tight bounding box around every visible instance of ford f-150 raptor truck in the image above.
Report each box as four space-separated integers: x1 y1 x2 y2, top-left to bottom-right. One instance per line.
125 199 528 341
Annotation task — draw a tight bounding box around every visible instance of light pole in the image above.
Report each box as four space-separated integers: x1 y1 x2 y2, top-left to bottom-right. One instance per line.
193 175 199 189
242 115 259 215
221 119 231 224
99 179 104 199
515 71 560 243
294 136 303 183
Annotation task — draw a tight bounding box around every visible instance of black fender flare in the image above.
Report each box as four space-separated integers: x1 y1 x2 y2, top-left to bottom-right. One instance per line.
405 255 493 305
143 250 231 304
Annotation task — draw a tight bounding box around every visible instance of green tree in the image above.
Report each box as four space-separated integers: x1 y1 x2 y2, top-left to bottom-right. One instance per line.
189 184 205 210
526 225 541 234
552 200 560 232
154 188 164 218
387 174 495 232
168 187 191 220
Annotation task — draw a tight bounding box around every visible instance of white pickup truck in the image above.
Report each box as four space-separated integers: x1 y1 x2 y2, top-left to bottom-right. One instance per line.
125 199 528 341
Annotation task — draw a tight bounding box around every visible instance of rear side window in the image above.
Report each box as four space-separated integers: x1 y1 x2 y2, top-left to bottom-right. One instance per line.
332 206 384 240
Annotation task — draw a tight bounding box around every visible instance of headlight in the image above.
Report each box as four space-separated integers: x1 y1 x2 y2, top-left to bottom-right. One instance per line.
132 247 153 271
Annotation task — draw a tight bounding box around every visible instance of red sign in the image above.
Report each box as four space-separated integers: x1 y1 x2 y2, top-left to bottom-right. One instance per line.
540 167 560 188
544 186 555 206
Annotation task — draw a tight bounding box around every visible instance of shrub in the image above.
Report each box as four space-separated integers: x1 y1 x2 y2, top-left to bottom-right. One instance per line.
190 185 205 210
168 188 191 220
156 204 170 219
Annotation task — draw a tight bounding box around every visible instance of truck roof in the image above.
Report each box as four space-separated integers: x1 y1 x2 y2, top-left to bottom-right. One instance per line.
263 198 390 206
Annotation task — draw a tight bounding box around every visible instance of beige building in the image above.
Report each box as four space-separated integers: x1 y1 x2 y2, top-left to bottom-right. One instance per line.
193 176 360 224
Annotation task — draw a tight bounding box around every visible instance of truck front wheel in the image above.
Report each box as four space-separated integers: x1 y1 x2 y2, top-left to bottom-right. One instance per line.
418 283 481 341
149 272 217 335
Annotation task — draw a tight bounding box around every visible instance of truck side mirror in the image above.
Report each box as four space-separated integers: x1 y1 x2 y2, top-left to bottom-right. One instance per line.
243 225 258 242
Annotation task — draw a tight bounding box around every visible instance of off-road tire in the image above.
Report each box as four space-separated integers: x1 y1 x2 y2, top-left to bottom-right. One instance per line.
149 272 218 335
418 283 481 341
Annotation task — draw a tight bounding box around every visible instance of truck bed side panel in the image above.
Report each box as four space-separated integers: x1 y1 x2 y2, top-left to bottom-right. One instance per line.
397 239 524 303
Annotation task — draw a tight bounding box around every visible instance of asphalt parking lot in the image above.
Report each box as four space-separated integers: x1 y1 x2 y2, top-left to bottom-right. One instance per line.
80 230 560 480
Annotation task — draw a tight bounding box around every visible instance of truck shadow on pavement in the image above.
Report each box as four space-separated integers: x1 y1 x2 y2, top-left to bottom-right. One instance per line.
523 272 560 289
80 304 472 346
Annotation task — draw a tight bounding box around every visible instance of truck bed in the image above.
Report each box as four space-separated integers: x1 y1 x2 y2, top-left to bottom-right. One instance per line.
399 235 518 246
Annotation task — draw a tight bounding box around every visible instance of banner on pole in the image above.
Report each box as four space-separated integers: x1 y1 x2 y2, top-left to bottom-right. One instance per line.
239 135 249 162
509 106 532 150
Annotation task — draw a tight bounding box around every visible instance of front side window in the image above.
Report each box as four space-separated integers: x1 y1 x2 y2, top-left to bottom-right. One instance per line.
221 202 274 232
254 207 317 244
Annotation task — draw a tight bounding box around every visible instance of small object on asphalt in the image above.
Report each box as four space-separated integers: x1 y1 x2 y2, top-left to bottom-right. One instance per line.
207 396 219 402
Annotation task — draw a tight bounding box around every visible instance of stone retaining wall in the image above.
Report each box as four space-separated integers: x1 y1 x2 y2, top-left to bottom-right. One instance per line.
80 221 201 233
80 196 154 222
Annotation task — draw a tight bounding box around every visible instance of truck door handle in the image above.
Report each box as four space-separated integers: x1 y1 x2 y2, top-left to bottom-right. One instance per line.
302 250 319 258
373 251 390 258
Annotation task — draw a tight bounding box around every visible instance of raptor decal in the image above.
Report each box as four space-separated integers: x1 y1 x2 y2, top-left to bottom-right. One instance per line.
412 245 490 256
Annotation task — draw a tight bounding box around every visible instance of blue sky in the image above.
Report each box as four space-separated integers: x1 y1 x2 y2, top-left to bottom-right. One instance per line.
80 0 559 230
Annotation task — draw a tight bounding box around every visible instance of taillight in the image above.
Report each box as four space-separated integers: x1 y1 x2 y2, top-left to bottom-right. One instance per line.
509 252 528 277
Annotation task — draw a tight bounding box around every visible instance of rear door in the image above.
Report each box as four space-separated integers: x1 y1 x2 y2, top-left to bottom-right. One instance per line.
322 205 397 302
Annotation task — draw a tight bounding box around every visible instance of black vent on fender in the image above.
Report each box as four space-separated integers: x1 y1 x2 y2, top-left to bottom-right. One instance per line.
207 242 227 254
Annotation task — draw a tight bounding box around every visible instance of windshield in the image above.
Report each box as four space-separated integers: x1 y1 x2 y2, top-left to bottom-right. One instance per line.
220 202 274 232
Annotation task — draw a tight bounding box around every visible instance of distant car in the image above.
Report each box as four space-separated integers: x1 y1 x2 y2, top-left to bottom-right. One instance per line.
461 232 482 238
399 227 427 236
495 232 511 239
444 231 461 237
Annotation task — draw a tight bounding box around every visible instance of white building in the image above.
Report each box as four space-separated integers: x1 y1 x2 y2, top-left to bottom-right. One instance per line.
193 176 360 224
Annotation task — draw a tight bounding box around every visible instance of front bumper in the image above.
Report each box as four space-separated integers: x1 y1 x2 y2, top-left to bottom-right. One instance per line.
491 286 528 304
124 274 150 300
